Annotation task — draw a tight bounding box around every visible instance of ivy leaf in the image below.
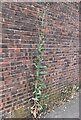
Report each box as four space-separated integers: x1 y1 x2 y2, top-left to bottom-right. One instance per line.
40 71 47 75
40 84 46 89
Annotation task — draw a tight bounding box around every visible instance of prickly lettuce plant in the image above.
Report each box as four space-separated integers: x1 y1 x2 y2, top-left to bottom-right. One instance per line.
30 3 49 118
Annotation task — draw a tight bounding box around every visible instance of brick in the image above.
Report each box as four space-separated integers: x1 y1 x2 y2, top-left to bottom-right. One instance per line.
1 2 79 118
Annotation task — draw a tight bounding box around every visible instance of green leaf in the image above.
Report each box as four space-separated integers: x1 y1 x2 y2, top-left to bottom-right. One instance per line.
40 71 47 75
30 82 35 86
36 71 39 77
39 79 43 82
45 94 49 97
37 89 42 95
32 63 37 68
44 104 47 106
38 105 43 111
41 94 49 100
38 45 42 54
37 95 42 99
33 90 36 94
41 95 45 100
39 66 47 69
32 97 38 101
40 84 46 89
41 47 45 51
37 44 45 54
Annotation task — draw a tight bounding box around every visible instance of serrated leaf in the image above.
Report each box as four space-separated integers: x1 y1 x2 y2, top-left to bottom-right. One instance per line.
40 71 47 75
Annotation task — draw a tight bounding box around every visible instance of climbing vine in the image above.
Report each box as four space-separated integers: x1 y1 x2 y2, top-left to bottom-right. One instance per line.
30 3 49 118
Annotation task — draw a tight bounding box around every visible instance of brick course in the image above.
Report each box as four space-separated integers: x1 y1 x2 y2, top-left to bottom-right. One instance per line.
1 2 79 118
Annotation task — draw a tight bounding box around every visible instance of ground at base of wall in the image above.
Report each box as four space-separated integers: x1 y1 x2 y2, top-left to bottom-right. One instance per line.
40 91 79 118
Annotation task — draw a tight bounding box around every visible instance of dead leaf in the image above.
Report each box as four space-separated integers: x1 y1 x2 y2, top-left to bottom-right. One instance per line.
32 107 38 118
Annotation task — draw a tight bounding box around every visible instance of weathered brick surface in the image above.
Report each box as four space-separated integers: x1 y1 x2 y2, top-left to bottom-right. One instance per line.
1 2 79 118
0 0 80 2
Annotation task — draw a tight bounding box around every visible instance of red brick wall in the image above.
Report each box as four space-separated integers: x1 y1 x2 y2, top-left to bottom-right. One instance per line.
1 2 79 118
79 2 81 88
